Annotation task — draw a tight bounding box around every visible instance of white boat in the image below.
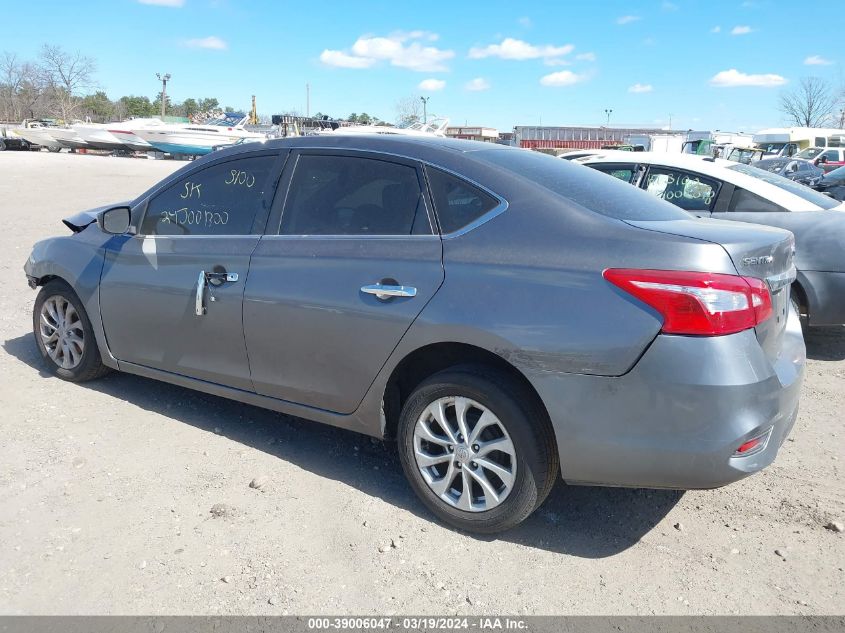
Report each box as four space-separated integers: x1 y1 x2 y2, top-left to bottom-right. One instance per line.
73 123 134 152
106 118 164 152
330 117 449 137
129 112 266 155
12 122 65 152
46 127 89 150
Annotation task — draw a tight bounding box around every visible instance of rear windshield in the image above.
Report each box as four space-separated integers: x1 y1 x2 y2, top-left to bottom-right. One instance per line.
479 149 691 221
726 163 839 210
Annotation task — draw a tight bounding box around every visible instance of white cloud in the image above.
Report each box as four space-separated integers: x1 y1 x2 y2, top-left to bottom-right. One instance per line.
321 31 453 72
711 25 721 33
540 70 589 87
575 52 596 62
518 16 532 28
319 50 375 69
731 25 752 35
628 83 653 93
616 15 641 25
468 37 574 60
662 1 678 10
139 0 184 5
709 69 786 88
465 77 491 91
183 36 227 50
418 78 446 91
804 55 833 66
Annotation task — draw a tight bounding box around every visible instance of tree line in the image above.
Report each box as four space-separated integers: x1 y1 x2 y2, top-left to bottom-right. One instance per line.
1 45 231 123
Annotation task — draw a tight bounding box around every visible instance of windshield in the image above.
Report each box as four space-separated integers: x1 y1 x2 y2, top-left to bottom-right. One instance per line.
727 163 840 210
758 143 786 152
795 147 823 160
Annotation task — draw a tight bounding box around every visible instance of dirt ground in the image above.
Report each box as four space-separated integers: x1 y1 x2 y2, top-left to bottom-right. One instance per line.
0 151 842 616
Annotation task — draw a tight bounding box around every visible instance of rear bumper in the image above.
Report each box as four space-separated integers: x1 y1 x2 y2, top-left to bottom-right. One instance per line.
532 305 806 489
799 270 845 326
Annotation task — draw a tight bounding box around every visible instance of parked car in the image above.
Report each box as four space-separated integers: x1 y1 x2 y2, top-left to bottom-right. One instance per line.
812 148 845 173
814 165 845 201
751 157 824 187
723 146 765 164
579 151 845 327
25 136 804 533
795 147 845 173
0 127 38 151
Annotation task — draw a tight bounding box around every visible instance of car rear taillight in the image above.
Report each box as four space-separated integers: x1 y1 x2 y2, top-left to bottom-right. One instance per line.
603 269 773 336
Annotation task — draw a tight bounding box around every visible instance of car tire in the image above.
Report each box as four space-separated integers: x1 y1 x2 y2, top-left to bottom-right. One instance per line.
397 365 558 533
790 292 808 331
33 280 111 382
48 146 61 153
0 140 6 151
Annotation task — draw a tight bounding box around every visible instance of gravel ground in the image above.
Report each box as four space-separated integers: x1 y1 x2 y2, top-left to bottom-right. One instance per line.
0 151 843 615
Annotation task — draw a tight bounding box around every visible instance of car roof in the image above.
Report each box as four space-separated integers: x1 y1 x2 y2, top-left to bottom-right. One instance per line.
578 151 826 211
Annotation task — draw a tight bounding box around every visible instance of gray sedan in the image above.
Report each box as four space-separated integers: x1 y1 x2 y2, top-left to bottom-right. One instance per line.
25 136 805 533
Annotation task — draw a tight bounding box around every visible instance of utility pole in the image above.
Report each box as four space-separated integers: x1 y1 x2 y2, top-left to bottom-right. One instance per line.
156 72 171 118
306 83 310 118
604 108 613 127
668 113 673 129
420 96 430 124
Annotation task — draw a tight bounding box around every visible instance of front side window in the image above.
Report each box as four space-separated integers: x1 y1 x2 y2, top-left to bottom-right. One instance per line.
820 150 840 162
141 155 276 236
728 187 787 213
281 154 428 235
643 167 719 211
426 167 500 233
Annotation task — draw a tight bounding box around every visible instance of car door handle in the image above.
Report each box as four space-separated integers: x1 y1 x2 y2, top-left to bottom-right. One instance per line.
195 271 208 316
195 270 240 316
361 283 417 300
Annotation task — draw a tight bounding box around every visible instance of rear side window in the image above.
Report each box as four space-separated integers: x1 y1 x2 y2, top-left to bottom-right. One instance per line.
643 167 719 212
728 187 787 213
480 149 691 221
281 155 428 235
141 155 276 236
426 167 499 233
588 164 638 183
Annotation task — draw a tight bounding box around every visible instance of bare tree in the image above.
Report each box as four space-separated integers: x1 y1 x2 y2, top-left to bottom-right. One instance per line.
38 45 96 121
779 76 837 128
0 52 49 121
394 96 422 126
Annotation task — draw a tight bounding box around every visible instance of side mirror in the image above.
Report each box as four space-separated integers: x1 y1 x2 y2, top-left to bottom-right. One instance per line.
98 206 132 235
818 156 828 164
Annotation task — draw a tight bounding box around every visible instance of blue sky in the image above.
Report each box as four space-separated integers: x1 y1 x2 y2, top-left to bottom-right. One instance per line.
4 0 842 131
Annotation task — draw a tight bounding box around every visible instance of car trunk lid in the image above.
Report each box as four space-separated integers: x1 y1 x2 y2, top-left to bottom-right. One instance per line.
625 218 796 361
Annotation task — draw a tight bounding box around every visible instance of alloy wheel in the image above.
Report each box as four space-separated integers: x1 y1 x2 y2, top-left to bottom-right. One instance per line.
39 295 84 370
412 396 517 512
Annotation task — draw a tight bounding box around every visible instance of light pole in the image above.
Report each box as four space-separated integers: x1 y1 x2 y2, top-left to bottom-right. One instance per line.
156 72 171 118
604 108 613 127
420 96 430 124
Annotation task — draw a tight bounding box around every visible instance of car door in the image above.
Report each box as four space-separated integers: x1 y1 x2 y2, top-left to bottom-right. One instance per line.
639 165 721 217
99 151 285 390
243 150 444 414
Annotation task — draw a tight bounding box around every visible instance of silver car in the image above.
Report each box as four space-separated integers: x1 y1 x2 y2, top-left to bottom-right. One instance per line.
25 136 805 533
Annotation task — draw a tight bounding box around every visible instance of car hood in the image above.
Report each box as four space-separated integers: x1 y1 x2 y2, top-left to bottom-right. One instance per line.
62 201 131 233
